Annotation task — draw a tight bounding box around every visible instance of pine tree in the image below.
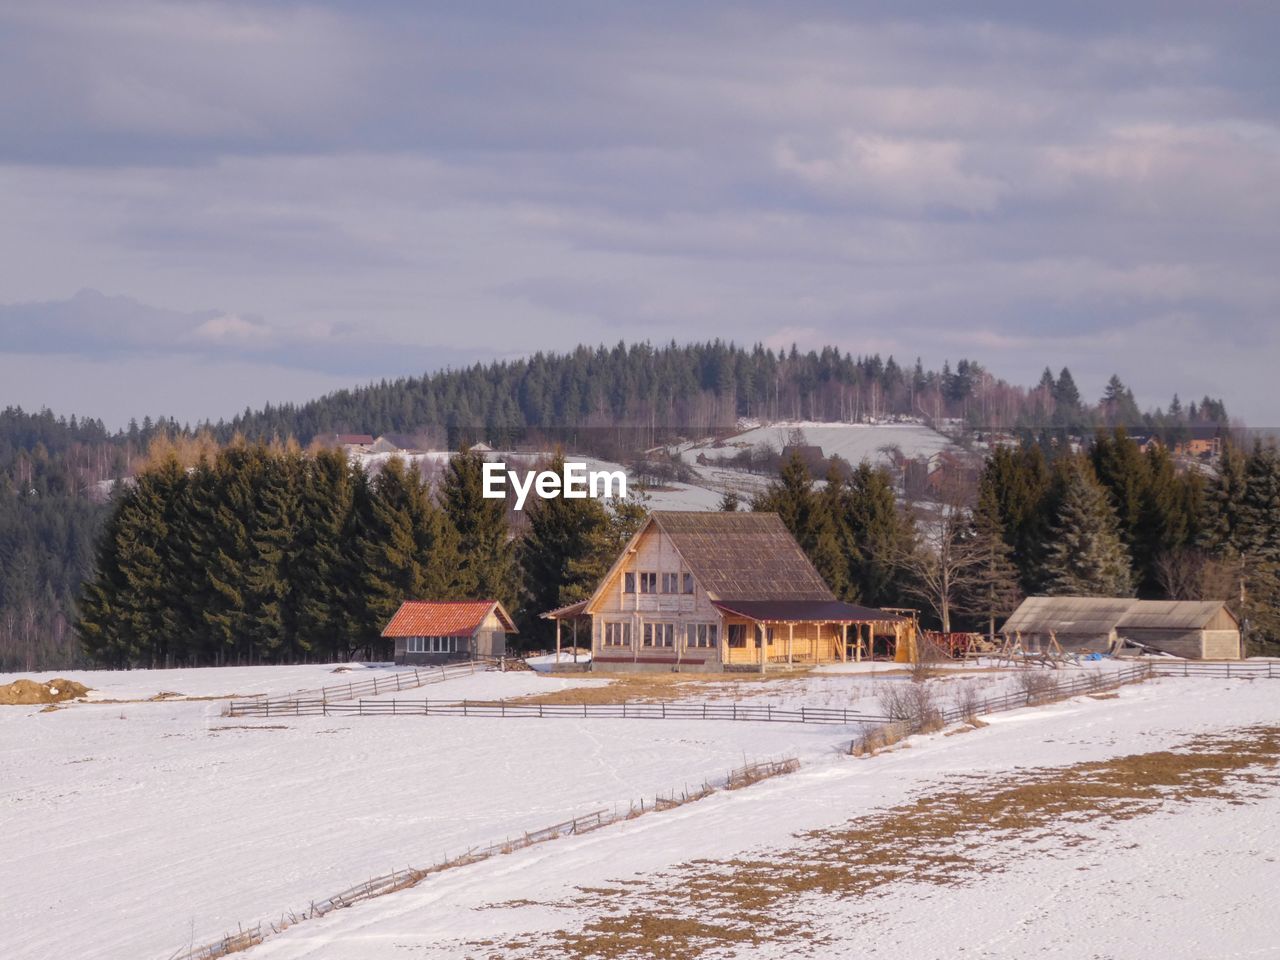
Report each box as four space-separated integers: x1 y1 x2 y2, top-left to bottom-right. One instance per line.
840 461 914 606
519 453 616 643
1042 459 1134 597
293 448 356 661
717 490 741 512
441 446 515 606
963 476 1023 638
244 448 303 659
752 449 814 541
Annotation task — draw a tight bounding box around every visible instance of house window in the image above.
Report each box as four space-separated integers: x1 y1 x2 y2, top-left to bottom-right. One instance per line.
685 623 717 648
624 572 636 594
682 573 694 594
603 622 631 646
728 624 747 649
661 573 680 594
407 636 459 654
639 572 658 594
642 622 675 647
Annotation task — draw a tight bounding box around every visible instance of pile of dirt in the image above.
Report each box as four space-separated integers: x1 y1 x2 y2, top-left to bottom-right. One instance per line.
0 677 92 705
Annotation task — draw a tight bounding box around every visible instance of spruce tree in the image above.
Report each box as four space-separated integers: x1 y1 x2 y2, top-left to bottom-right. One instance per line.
1042 459 1134 597
840 461 914 606
293 448 356 661
963 476 1023 638
518 453 616 643
441 446 515 606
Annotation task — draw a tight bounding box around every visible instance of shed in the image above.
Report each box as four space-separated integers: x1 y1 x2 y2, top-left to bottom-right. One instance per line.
382 600 517 664
1000 596 1240 659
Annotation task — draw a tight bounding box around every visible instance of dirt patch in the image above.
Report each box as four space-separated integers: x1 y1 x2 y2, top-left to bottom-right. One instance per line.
507 669 829 706
483 725 1280 959
0 677 91 705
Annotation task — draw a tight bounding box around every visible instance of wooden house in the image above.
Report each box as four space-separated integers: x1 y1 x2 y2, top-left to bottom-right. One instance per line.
547 511 913 672
382 600 517 665
1000 596 1241 659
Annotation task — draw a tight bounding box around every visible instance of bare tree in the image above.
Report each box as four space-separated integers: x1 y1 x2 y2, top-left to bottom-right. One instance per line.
1155 547 1239 601
896 478 983 634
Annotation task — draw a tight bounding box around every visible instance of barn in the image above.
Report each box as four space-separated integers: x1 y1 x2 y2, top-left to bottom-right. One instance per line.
382 600 517 665
1000 596 1241 660
548 511 913 673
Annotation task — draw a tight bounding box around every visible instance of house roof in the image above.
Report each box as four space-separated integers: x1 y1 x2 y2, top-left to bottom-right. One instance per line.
333 433 375 446
712 599 905 624
1000 596 1236 635
649 511 835 602
381 600 517 638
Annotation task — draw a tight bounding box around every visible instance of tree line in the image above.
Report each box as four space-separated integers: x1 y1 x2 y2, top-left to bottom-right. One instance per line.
75 445 645 667
754 430 1279 655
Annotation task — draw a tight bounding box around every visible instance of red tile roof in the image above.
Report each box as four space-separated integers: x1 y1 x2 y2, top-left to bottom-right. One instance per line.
381 600 517 638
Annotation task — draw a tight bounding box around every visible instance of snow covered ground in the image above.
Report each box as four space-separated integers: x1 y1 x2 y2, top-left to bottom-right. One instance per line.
693 420 961 469
4 666 1276 960
245 677 1280 960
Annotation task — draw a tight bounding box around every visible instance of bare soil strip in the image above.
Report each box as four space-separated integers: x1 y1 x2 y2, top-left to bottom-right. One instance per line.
474 725 1280 960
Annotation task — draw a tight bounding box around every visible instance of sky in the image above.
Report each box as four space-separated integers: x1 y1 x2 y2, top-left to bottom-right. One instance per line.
1 1 1277 429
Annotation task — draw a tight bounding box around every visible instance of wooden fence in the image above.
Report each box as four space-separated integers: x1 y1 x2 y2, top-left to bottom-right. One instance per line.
229 696 885 725
236 661 488 713
164 755 799 960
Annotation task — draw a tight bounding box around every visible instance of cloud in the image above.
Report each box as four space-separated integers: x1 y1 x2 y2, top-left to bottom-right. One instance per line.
0 2 1276 424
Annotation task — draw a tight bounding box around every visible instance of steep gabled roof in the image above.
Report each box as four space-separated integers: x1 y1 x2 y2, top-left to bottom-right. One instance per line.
381 600 517 638
649 511 835 602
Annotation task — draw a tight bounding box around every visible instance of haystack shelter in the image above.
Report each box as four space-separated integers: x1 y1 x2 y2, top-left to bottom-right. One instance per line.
1000 596 1241 660
547 511 913 672
382 600 517 665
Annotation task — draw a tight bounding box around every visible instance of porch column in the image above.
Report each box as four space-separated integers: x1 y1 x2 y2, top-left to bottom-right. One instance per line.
571 619 578 663
758 622 766 674
841 623 848 662
856 623 863 662
555 618 561 663
787 623 794 665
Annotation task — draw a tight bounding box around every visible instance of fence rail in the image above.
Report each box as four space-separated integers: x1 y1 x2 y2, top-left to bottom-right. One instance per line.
938 664 1151 724
229 695 885 725
165 755 799 960
1146 660 1279 679
236 661 489 712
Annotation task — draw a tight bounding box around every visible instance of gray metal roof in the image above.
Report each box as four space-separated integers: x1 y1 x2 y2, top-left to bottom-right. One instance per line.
1001 596 1235 635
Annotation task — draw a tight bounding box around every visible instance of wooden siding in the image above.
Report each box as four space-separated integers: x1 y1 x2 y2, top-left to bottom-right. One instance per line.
590 522 726 669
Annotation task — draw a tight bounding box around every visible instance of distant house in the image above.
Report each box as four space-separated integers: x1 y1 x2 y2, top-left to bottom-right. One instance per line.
382 600 517 664
469 442 495 453
370 433 420 454
1000 596 1241 659
545 511 913 672
323 433 375 455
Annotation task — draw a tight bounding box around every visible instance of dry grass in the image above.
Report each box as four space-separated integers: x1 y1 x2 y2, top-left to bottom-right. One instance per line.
0 677 91 705
508 670 816 706
483 725 1280 960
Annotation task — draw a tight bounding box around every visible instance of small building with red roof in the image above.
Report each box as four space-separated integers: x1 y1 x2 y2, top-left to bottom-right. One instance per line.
381 600 518 665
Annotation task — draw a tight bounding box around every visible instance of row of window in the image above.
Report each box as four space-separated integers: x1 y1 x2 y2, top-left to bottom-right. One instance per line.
623 571 694 595
601 621 720 648
406 636 463 654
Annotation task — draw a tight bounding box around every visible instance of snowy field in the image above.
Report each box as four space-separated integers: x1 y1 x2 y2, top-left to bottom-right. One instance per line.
243 675 1280 960
693 420 961 468
3 665 1276 960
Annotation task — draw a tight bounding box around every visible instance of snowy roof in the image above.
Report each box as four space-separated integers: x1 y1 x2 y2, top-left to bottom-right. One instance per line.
1001 596 1236 635
381 600 517 638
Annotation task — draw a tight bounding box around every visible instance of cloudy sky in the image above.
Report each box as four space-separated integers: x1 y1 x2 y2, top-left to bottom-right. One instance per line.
1 1 1277 428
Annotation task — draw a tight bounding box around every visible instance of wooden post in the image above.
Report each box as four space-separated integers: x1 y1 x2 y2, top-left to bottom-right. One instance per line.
555 618 561 664
841 623 848 662
572 619 578 663
758 622 766 674
787 623 794 665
